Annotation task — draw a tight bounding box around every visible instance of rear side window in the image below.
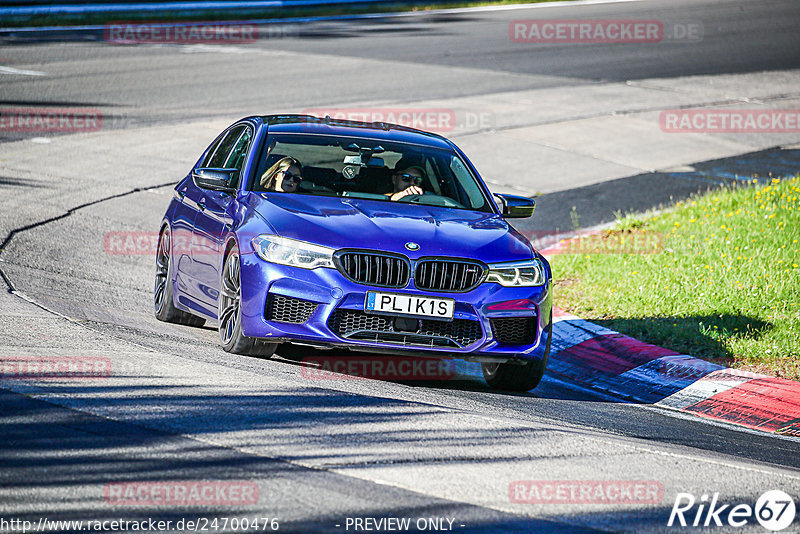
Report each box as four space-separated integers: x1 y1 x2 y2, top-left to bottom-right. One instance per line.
200 134 224 167
206 126 245 168
223 127 254 186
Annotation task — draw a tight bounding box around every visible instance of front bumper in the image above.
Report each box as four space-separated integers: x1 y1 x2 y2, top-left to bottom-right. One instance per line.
238 251 552 363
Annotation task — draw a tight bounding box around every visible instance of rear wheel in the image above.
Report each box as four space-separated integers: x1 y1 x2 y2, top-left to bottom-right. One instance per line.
154 227 206 327
482 317 552 392
219 249 277 358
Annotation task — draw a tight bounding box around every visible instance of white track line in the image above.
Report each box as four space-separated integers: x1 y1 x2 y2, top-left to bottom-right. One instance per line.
0 66 46 76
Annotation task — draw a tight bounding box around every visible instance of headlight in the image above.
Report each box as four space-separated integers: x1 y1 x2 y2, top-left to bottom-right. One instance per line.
486 259 546 287
251 235 335 269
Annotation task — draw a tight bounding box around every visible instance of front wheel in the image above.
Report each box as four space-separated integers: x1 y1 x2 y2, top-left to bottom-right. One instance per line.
218 248 277 358
482 318 551 392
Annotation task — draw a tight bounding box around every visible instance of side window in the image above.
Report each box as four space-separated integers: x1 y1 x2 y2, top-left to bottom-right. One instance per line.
223 126 254 187
449 156 486 210
200 134 224 167
207 126 245 168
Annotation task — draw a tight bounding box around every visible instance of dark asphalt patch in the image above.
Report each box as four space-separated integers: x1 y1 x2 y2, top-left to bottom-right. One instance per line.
513 146 800 239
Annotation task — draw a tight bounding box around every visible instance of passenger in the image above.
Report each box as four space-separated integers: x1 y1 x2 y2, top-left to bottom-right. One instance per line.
386 165 425 201
260 157 303 193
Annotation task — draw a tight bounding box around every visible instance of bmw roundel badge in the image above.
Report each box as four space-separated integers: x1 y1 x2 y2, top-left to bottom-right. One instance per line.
405 242 420 251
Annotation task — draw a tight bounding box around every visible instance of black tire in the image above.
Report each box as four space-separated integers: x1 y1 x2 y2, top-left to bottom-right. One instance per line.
482 317 552 392
218 248 277 358
154 227 206 327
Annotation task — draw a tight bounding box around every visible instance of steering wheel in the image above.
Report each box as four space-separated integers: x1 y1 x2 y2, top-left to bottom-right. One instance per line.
397 194 424 203
398 193 465 208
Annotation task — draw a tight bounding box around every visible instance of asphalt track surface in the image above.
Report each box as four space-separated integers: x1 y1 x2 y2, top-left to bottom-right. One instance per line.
1 0 800 532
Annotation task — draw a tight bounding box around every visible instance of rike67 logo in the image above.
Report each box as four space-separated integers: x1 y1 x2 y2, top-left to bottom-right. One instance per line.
668 490 796 530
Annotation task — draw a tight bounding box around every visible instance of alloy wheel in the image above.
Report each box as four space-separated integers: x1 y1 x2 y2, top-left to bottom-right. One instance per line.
219 253 241 345
154 230 170 313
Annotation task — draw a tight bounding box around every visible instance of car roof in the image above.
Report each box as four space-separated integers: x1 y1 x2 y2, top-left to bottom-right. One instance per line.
258 114 455 150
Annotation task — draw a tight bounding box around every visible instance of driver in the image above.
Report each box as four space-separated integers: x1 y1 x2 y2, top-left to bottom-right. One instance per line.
386 165 425 201
260 157 303 193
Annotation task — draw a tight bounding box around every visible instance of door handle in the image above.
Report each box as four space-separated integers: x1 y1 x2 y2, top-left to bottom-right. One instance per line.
177 189 186 200
198 199 206 211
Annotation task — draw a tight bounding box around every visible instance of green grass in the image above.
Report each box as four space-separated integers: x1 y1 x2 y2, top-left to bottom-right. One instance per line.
1 0 570 28
550 176 800 380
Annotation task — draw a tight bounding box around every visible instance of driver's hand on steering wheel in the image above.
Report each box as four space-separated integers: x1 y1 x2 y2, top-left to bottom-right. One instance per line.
390 185 423 201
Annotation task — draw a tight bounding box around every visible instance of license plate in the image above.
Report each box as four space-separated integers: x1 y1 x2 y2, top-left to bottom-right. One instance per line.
365 291 454 320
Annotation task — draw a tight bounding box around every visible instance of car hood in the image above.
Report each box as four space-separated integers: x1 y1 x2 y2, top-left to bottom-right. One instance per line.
246 193 533 262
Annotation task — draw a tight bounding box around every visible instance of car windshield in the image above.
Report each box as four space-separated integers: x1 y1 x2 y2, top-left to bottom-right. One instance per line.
249 133 493 212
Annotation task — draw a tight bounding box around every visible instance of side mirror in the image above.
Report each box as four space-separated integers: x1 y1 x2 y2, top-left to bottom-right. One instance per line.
493 193 535 218
192 168 237 193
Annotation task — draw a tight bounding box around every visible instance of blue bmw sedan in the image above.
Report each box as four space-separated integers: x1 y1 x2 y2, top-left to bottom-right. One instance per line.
155 115 552 391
